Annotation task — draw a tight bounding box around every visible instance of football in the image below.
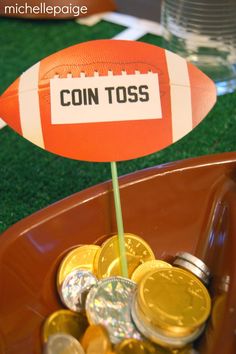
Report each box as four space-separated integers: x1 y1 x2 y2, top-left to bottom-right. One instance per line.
0 40 216 162
0 0 116 19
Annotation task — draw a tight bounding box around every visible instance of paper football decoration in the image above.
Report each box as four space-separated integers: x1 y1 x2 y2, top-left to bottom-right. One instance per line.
0 40 216 162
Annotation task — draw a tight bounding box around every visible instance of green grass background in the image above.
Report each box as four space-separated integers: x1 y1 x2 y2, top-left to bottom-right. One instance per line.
0 18 235 233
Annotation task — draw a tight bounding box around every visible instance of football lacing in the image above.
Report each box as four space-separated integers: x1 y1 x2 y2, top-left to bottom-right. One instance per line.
52 70 155 79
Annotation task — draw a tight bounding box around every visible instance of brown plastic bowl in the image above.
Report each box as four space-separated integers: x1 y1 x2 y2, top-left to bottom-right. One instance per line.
0 152 236 354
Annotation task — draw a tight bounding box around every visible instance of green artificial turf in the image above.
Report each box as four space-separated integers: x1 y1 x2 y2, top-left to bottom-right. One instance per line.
0 18 235 233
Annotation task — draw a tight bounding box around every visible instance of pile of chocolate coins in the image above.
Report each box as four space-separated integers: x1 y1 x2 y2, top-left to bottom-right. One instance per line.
42 233 211 354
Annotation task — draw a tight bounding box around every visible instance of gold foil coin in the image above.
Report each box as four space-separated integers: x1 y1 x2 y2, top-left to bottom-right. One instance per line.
138 267 211 336
114 338 168 353
131 293 205 348
171 345 196 354
95 234 155 279
81 324 112 354
131 260 172 283
212 294 227 329
57 245 100 288
42 310 88 343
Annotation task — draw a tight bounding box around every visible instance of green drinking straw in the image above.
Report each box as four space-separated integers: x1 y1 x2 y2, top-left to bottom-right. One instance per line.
110 161 128 278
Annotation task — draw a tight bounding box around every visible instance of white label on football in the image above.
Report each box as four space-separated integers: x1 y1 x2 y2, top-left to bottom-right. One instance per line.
50 72 162 124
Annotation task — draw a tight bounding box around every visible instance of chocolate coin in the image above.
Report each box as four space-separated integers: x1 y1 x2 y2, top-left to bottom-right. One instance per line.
114 338 166 353
42 310 88 343
81 324 112 354
173 259 209 285
86 276 141 344
138 268 211 336
59 269 98 312
131 260 172 283
174 253 210 277
95 234 155 279
57 245 100 288
44 333 85 354
131 293 205 348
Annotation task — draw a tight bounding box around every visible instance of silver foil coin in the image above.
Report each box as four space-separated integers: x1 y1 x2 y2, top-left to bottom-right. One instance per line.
85 276 141 344
59 269 98 312
44 333 85 354
174 252 210 277
173 258 209 285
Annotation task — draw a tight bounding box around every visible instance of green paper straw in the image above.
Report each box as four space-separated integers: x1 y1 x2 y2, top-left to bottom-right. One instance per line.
110 161 128 278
